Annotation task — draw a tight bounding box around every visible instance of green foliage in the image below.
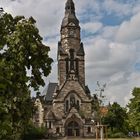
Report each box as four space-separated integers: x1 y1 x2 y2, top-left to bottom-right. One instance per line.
102 102 128 135
0 11 53 140
108 131 127 138
127 87 140 132
91 94 100 111
91 94 100 122
23 123 47 140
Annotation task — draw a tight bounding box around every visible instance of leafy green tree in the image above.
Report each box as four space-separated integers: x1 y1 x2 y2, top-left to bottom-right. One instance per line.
127 87 140 132
0 10 53 140
91 94 100 122
91 94 100 111
91 82 106 123
102 102 128 133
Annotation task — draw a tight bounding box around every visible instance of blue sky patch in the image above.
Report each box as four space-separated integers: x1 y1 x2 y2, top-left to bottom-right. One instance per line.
101 14 130 26
135 63 140 71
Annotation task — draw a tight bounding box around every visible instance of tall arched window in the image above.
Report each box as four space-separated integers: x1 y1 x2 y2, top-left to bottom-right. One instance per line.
77 100 80 110
70 95 75 107
66 100 69 112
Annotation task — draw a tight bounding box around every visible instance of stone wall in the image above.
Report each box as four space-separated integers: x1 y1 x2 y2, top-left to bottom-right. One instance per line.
56 80 90 102
33 99 44 127
58 60 66 86
81 102 92 118
53 102 64 118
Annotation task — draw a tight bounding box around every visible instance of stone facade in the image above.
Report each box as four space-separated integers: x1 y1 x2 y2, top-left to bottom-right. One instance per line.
33 0 96 137
33 98 44 127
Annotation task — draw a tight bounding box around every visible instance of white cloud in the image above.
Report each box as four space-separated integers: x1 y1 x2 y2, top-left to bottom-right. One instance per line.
85 38 110 62
102 26 118 40
1 0 140 106
116 12 140 43
75 0 101 15
85 34 138 106
0 0 65 37
81 22 103 34
103 0 132 17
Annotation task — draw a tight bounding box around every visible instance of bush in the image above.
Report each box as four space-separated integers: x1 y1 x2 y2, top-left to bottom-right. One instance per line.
23 124 48 140
109 132 127 138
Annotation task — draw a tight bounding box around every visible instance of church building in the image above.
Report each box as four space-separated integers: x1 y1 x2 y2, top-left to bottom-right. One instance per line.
33 0 96 137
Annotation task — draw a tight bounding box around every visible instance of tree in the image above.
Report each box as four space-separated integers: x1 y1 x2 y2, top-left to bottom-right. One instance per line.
0 10 53 140
91 94 100 123
91 81 106 123
127 87 140 132
102 102 128 133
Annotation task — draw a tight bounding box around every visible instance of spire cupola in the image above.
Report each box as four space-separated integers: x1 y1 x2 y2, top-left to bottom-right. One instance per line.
61 0 79 27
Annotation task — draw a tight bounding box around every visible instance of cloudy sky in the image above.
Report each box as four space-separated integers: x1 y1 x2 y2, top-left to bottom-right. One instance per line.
1 0 140 106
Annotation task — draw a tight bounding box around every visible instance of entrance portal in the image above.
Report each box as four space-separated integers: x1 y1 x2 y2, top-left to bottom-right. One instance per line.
66 121 80 136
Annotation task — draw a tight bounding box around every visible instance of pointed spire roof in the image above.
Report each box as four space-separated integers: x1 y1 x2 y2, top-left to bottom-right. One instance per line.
61 0 79 27
65 0 75 14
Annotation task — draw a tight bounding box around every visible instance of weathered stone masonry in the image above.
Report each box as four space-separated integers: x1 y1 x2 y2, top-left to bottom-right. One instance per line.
33 0 96 137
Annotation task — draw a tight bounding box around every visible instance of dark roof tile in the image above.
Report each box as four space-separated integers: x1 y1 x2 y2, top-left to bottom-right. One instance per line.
42 83 58 102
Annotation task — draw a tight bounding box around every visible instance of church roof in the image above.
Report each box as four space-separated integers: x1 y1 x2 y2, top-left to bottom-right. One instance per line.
85 86 90 95
43 83 58 102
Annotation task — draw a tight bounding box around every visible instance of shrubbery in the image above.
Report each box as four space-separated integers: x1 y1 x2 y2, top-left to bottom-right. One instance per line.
107 128 127 138
108 132 127 138
23 123 48 140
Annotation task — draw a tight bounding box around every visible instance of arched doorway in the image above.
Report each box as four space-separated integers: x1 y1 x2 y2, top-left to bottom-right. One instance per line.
66 121 80 136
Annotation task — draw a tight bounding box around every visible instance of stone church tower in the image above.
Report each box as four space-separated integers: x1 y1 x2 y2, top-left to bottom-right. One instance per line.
33 0 95 137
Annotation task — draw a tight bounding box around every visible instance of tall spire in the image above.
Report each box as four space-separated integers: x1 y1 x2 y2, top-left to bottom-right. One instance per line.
61 0 79 27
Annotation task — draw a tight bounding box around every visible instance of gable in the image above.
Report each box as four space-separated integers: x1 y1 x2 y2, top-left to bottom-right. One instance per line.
55 80 91 102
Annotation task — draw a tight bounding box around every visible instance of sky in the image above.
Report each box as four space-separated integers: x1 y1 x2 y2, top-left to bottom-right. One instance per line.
1 0 140 106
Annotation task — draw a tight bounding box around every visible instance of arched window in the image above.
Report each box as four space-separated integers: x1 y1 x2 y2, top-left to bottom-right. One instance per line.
70 95 75 107
68 121 79 128
77 100 80 110
56 127 60 133
49 121 52 129
66 100 69 112
69 49 75 70
67 121 80 136
87 127 91 133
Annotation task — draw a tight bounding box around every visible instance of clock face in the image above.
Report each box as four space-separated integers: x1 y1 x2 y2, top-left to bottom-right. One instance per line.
69 29 76 37
69 30 74 36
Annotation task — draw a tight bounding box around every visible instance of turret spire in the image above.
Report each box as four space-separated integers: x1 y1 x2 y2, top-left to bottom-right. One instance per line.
65 0 75 14
61 0 79 27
